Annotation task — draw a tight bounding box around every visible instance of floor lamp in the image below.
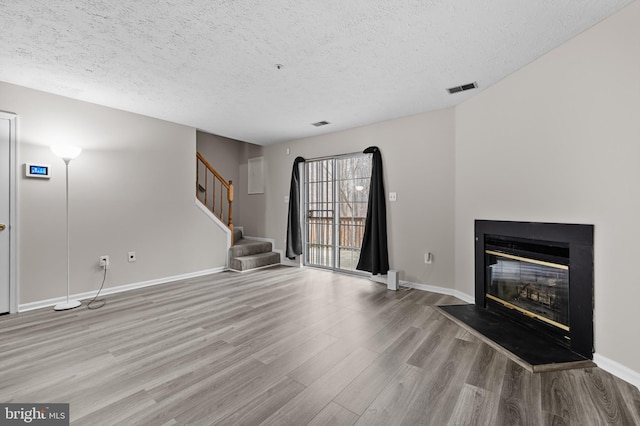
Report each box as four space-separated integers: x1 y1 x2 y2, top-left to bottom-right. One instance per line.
51 145 82 311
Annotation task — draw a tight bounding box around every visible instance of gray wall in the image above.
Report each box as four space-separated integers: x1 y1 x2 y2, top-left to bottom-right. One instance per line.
236 143 266 236
260 108 456 287
1 82 227 305
196 130 265 236
196 131 242 191
455 2 640 373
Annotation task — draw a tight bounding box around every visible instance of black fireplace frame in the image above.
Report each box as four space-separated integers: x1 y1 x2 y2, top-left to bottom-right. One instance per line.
475 220 594 359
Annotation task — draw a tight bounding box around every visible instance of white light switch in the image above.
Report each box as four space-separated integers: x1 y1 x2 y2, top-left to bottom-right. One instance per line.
284 195 289 203
389 192 397 202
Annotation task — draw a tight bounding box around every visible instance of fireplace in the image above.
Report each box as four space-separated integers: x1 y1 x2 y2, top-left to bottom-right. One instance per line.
475 220 594 359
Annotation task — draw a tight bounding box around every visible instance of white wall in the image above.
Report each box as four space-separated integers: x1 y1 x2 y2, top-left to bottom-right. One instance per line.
0 82 227 305
262 108 456 286
455 1 640 373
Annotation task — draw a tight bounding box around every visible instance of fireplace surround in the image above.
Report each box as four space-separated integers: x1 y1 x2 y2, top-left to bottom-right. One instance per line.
474 220 594 359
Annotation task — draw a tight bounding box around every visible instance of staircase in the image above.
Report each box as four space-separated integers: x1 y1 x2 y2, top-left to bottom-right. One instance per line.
229 228 281 272
197 152 280 271
197 152 234 239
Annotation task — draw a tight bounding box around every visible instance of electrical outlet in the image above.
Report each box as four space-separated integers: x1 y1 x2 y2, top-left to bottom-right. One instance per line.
128 251 136 262
99 255 110 269
424 252 433 264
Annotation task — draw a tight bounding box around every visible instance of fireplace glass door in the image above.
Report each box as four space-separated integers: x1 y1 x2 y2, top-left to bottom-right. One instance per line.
486 250 570 331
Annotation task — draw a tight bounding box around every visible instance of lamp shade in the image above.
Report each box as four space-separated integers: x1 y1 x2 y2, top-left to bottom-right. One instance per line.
51 145 82 161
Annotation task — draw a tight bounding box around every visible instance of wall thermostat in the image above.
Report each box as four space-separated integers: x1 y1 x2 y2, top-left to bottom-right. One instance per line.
25 163 51 179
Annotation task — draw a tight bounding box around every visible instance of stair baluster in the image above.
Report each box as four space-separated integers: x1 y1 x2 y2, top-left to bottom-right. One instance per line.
196 152 234 244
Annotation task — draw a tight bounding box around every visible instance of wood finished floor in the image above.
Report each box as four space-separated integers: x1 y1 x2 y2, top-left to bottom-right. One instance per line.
1 266 639 425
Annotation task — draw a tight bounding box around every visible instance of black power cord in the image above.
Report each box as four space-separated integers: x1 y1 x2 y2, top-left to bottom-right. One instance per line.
87 266 107 309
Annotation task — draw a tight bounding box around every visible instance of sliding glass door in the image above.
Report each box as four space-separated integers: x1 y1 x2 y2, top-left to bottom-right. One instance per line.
304 154 372 272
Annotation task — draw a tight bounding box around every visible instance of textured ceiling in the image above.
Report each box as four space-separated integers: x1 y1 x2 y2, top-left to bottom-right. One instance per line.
0 0 634 145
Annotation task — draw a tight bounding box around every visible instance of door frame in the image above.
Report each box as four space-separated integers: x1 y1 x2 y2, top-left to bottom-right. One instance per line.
302 157 336 271
302 152 371 274
1 111 18 313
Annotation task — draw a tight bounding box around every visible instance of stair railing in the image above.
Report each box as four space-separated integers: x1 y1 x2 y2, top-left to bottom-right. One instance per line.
196 152 234 243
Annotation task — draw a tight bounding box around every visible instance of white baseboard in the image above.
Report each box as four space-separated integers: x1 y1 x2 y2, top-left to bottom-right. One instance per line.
18 267 225 312
452 290 475 304
369 274 387 284
242 235 273 243
368 273 474 304
229 263 284 273
401 280 474 303
593 353 640 390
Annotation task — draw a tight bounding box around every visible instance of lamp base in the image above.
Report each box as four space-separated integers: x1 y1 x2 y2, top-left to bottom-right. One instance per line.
54 300 82 311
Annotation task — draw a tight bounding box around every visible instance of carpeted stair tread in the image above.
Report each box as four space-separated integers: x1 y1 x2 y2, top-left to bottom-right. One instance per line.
229 239 273 257
230 252 281 271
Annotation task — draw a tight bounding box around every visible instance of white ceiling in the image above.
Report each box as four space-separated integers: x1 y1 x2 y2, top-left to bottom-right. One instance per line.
0 1 634 145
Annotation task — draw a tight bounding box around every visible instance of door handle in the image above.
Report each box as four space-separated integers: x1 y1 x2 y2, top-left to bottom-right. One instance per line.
0 224 5 231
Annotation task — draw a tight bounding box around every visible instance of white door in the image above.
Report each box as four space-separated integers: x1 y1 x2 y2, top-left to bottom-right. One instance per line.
0 115 12 313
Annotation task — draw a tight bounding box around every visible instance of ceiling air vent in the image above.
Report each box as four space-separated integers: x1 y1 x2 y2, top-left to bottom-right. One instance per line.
312 120 330 127
447 82 478 94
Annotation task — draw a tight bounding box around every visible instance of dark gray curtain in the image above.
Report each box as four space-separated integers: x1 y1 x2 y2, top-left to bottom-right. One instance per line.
356 146 389 275
286 156 306 259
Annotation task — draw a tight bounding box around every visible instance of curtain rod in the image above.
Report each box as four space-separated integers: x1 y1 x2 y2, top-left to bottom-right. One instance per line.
304 150 367 162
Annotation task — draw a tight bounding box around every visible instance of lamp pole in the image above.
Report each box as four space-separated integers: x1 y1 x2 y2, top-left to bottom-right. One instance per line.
52 146 82 311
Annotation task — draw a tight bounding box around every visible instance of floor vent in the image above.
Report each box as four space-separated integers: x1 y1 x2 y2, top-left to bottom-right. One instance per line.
447 82 478 94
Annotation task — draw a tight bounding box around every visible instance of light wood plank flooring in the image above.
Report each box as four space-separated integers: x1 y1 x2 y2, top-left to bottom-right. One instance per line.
1 266 639 425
